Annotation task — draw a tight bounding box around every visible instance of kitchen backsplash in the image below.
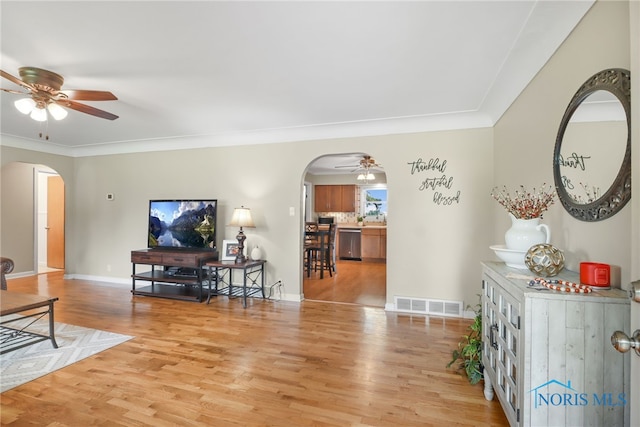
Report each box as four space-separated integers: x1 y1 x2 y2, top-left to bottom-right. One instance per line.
315 212 386 224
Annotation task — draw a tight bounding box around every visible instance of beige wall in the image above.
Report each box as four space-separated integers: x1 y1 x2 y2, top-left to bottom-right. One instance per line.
1 162 36 273
494 0 632 287
0 144 75 274
2 128 494 308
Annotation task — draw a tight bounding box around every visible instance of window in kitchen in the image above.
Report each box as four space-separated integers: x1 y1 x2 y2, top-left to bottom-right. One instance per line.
361 185 387 222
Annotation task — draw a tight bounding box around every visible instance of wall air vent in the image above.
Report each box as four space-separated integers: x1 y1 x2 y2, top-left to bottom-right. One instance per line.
394 296 463 317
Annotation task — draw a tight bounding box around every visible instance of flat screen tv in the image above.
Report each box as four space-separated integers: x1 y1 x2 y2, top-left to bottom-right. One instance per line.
148 199 217 250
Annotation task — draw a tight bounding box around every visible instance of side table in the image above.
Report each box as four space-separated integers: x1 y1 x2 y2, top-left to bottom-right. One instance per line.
205 259 266 308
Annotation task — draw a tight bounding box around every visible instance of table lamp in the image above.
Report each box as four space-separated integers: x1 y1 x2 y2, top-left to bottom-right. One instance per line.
228 206 255 263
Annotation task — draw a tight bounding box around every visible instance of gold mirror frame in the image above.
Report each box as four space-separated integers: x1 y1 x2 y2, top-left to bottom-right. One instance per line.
553 68 631 221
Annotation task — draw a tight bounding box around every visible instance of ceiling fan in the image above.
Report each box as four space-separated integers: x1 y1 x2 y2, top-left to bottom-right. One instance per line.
335 155 382 172
334 155 382 182
0 66 118 121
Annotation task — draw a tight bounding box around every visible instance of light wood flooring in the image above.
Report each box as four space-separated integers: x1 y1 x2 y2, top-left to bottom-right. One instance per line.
303 260 386 307
1 271 508 426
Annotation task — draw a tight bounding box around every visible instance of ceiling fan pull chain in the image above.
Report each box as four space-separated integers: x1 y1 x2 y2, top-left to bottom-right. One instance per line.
38 120 50 141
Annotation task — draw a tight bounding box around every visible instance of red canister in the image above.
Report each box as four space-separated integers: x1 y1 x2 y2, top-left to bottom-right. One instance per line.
580 262 610 288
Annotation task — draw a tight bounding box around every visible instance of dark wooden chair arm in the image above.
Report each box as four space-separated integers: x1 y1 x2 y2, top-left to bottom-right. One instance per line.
1 257 15 290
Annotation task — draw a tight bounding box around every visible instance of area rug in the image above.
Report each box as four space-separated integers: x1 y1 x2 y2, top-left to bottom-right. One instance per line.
1 319 133 392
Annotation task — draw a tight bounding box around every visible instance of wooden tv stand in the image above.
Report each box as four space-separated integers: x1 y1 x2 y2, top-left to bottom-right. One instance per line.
131 248 218 302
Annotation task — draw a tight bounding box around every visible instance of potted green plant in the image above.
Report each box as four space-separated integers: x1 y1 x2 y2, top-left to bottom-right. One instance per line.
447 302 483 384
356 214 364 226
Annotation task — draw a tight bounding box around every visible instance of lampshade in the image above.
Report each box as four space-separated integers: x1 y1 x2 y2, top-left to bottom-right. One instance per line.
229 206 255 228
47 103 68 120
30 107 48 122
14 98 36 114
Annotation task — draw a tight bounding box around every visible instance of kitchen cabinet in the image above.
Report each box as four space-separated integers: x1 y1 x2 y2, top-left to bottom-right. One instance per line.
314 185 356 212
340 185 356 212
481 262 630 427
361 228 386 262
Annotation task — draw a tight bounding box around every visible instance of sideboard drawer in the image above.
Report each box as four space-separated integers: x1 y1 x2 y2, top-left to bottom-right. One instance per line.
162 254 198 267
131 252 163 264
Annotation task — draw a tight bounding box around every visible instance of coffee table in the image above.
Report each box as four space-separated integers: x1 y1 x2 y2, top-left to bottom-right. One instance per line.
0 290 59 355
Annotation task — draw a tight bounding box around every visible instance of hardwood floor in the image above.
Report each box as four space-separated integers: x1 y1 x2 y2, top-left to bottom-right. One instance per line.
1 272 508 426
303 260 386 307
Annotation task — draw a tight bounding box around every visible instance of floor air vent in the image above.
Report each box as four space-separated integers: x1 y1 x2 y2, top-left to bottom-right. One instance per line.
394 296 463 317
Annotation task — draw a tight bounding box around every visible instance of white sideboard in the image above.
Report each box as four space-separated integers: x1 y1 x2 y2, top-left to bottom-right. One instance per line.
481 262 630 427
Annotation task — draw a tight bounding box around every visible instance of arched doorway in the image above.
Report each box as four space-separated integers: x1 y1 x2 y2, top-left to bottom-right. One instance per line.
1 162 65 275
301 153 387 307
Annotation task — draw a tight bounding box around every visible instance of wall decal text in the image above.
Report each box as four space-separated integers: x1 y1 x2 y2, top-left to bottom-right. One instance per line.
407 157 461 205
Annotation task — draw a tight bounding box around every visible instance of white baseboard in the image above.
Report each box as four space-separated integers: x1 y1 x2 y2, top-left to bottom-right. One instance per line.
271 293 302 303
64 274 130 287
461 309 477 319
6 271 36 280
9 272 305 303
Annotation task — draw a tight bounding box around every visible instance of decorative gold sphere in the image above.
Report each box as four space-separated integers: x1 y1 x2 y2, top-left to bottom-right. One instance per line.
525 243 565 276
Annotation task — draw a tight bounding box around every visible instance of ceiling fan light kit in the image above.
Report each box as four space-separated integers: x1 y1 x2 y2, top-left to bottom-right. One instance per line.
29 106 48 122
1 66 119 124
14 97 68 121
47 102 68 120
336 155 381 183
357 172 375 181
14 97 36 114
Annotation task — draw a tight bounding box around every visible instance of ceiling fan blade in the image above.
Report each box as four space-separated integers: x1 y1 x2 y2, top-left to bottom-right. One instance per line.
0 69 36 91
55 99 119 120
60 89 117 101
0 87 29 95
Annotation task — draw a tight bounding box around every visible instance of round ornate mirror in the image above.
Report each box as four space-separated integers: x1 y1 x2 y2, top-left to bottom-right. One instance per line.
553 68 631 221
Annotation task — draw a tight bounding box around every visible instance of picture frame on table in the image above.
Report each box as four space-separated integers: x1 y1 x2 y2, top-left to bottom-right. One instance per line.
221 240 241 261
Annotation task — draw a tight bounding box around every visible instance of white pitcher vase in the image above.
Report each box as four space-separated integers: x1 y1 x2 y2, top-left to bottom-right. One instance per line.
504 213 551 252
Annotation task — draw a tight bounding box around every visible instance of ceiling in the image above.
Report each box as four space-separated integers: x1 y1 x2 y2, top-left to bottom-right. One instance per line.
0 1 593 167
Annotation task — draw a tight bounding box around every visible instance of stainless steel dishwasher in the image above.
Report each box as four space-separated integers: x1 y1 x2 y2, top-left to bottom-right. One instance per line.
338 228 361 260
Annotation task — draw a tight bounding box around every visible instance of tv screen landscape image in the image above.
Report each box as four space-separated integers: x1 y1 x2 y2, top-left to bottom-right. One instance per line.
148 200 217 250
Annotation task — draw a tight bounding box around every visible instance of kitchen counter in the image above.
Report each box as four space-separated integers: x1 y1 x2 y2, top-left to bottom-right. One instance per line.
335 224 386 262
337 223 386 229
